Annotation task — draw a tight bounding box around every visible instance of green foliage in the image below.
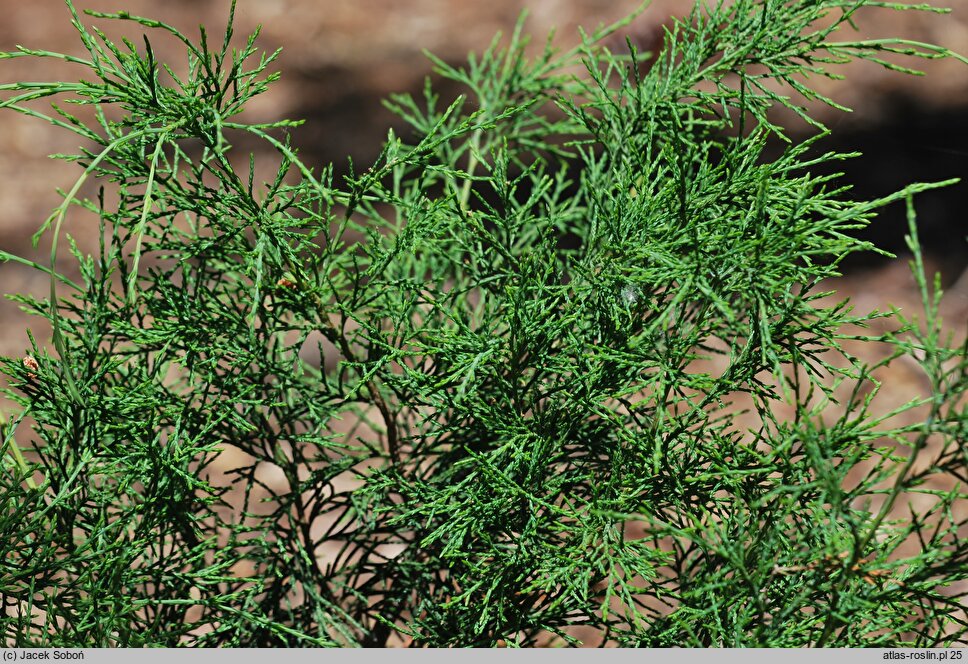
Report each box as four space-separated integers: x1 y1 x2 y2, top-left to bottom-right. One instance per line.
1 0 967 647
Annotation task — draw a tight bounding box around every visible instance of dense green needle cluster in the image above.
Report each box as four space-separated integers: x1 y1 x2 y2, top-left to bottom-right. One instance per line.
1 0 967 647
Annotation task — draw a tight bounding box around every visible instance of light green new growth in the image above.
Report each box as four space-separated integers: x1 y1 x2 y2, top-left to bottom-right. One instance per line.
0 0 966 647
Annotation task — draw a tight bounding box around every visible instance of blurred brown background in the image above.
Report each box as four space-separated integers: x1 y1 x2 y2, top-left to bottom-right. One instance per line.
1 0 967 400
